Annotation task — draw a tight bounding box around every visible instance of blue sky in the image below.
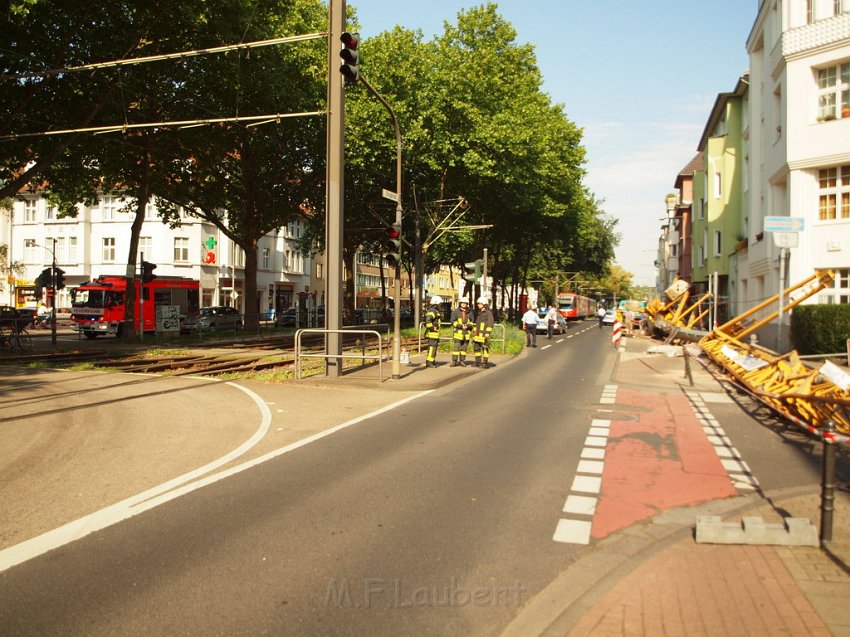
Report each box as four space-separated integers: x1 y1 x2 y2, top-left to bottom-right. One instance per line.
350 1 758 286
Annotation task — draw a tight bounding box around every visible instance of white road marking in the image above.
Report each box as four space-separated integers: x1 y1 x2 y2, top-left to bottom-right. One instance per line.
571 475 602 494
0 385 433 573
554 388 617 544
553 519 592 544
581 447 605 460
576 460 604 474
563 495 597 515
685 390 758 492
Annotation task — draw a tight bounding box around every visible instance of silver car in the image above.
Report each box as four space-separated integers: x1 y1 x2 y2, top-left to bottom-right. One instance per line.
185 306 243 331
536 310 568 334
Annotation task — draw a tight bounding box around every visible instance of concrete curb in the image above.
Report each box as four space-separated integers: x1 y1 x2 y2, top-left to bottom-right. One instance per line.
499 486 824 637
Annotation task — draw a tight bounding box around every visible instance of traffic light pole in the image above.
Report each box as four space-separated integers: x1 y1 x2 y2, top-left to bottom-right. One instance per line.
359 76 402 380
50 238 57 345
325 0 345 376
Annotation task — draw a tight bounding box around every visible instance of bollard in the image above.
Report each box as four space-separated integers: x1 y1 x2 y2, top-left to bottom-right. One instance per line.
820 419 837 546
683 346 694 386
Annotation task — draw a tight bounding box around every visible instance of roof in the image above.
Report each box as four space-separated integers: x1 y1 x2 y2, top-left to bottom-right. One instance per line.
674 153 704 189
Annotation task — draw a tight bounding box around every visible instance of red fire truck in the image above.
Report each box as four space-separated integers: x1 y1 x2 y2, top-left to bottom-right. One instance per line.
70 275 200 338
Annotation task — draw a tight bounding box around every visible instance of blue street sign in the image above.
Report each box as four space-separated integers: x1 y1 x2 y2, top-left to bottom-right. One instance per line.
764 216 804 232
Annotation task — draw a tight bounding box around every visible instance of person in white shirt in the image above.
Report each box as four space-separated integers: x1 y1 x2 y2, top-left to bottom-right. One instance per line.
521 306 539 348
597 305 606 329
544 304 559 339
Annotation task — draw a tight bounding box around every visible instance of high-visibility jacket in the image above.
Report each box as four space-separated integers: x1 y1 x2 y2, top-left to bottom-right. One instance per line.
450 307 473 341
424 306 441 339
472 308 494 343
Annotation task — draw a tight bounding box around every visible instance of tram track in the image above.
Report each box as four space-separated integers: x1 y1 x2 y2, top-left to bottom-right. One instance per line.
1 332 423 379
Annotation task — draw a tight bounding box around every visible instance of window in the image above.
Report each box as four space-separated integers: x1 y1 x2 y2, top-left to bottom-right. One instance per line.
173 237 189 262
817 63 850 120
145 202 156 219
698 198 706 220
714 230 723 256
261 247 270 270
102 237 116 262
316 262 323 280
24 239 37 263
45 202 58 221
24 198 37 223
807 0 814 22
818 165 850 220
138 236 152 262
821 268 850 304
669 243 678 257
101 195 116 221
714 172 722 199
68 237 78 264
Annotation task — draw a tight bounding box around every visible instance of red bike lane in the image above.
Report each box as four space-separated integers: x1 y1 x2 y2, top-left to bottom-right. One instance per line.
592 387 737 540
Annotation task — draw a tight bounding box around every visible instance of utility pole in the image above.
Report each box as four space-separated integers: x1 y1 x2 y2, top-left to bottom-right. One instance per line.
325 0 345 376
50 238 57 345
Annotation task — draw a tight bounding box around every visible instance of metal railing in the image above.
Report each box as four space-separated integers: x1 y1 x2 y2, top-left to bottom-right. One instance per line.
294 327 389 381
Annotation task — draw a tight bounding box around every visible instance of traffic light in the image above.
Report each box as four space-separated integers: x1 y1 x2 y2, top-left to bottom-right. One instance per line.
463 259 483 282
34 267 52 299
384 223 401 268
141 260 157 283
53 267 66 290
339 32 360 84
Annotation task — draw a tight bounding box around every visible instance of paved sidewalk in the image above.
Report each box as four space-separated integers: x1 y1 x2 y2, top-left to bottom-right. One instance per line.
504 334 850 637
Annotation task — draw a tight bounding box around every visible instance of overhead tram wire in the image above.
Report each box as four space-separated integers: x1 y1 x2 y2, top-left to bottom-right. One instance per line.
2 33 328 82
0 32 330 141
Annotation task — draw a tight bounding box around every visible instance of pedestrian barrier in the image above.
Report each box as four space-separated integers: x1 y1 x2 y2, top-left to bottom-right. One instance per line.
294 328 388 381
611 321 622 347
698 269 850 444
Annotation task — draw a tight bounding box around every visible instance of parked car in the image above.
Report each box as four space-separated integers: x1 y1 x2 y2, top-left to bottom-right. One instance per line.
536 309 568 335
274 308 298 327
183 306 242 332
0 306 25 331
15 307 38 329
602 310 616 326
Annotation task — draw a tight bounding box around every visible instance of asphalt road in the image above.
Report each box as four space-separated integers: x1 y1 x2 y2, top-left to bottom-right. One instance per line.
1 325 845 636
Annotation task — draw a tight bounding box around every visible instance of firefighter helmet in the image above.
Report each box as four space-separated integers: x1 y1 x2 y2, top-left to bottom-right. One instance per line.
458 297 469 305
430 295 443 305
476 296 489 306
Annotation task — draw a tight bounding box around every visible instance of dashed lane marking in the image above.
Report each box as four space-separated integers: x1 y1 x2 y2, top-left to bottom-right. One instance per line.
685 390 759 491
553 384 760 545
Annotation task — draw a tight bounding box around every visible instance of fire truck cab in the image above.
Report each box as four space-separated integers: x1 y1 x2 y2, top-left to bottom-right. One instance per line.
71 275 200 338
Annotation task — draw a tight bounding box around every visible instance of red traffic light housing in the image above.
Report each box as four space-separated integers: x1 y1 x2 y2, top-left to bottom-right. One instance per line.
384 223 401 268
339 32 361 84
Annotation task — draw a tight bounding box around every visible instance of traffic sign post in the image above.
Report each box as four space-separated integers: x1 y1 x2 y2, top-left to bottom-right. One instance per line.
764 216 804 351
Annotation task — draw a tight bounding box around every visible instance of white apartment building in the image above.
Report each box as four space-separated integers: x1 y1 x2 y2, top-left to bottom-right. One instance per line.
1 192 311 316
742 0 850 345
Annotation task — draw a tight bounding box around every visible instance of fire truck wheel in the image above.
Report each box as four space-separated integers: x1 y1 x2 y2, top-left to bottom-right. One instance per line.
84 331 98 339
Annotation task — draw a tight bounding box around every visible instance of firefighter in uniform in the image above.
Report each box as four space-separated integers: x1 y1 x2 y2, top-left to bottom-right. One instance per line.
472 296 495 369
449 297 473 367
424 295 443 368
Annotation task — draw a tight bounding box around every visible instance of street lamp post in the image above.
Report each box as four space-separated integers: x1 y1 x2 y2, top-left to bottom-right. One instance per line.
359 76 402 380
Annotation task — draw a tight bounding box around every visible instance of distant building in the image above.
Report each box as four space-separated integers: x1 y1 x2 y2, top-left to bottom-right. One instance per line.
2 192 311 317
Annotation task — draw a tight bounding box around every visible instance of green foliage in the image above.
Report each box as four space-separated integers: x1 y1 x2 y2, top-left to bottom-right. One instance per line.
341 3 618 306
790 304 850 355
